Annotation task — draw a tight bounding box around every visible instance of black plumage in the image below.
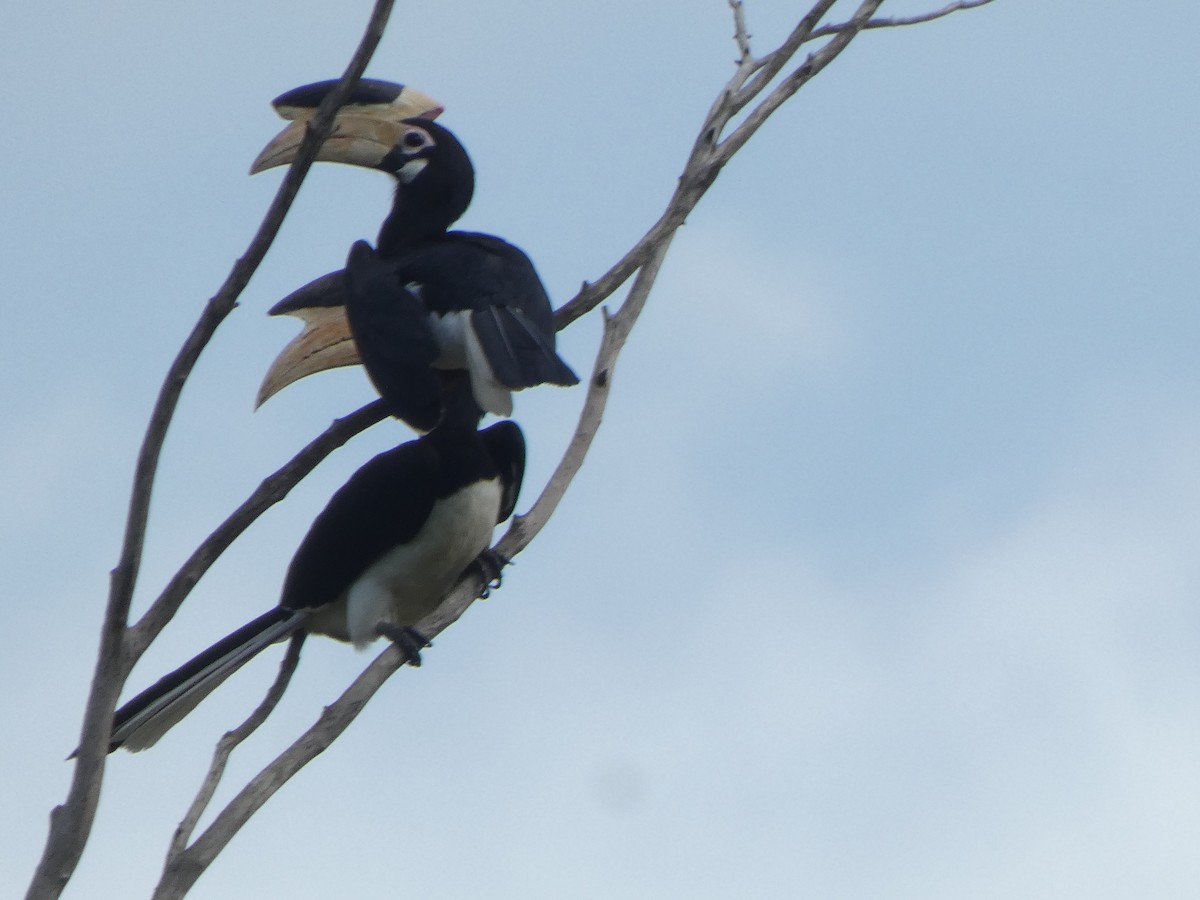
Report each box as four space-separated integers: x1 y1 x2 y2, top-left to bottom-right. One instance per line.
254 113 577 428
107 415 525 753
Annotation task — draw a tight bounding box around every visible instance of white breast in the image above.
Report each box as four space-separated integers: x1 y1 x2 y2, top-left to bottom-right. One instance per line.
343 477 502 646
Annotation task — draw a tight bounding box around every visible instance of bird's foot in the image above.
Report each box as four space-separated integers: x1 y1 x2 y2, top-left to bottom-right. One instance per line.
472 549 511 598
377 624 431 667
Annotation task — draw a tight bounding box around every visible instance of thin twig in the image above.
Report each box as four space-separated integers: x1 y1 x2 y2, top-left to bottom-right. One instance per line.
553 0 841 331
729 0 753 64
809 0 998 40
732 0 840 113
501 238 675 555
717 0 886 166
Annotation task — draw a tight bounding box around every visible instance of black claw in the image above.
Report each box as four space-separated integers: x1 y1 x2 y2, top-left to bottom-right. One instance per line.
377 624 431 666
473 549 511 598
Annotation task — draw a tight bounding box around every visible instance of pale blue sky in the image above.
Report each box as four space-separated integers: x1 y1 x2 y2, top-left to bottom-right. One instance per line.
4 1 1199 897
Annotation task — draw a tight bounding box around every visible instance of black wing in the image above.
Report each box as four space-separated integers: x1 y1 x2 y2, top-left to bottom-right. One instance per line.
394 233 578 388
393 233 551 322
480 420 526 523
344 240 443 430
281 437 441 612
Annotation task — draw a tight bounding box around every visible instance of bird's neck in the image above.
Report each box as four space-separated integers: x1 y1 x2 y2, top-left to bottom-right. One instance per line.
376 180 469 254
437 374 485 430
377 203 448 252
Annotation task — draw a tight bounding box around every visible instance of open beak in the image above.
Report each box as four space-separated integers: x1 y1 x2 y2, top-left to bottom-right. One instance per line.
250 83 443 174
256 272 360 407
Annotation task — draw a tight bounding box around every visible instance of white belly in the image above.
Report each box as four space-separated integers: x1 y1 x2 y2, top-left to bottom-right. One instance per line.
342 477 502 646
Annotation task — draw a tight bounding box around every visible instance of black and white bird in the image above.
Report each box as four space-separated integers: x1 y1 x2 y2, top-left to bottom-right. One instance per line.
108 391 525 753
252 83 577 430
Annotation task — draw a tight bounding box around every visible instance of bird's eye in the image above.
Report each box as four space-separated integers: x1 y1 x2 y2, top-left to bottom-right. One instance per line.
402 129 429 151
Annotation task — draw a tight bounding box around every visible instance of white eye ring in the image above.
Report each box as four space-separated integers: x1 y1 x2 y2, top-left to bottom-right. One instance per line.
401 128 430 151
397 158 428 183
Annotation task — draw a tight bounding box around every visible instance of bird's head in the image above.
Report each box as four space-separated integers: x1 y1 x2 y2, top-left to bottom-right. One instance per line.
375 119 475 247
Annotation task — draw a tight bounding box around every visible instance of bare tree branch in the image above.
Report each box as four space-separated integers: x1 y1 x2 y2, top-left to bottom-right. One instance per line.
501 240 675 554
24 2 395 897
558 0 996 333
152 638 408 900
717 0 886 165
553 0 848 330
729 0 753 64
732 0 840 109
810 0 998 40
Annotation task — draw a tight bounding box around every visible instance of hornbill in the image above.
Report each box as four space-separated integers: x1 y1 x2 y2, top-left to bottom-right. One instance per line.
248 79 446 394
252 83 578 431
107 383 524 753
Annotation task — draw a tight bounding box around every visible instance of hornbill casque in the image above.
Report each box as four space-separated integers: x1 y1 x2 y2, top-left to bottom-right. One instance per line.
107 380 525 753
250 78 445 174
251 80 578 432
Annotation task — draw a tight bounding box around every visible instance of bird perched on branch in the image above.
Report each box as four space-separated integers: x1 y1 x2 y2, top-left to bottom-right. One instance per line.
252 80 578 431
107 382 525 753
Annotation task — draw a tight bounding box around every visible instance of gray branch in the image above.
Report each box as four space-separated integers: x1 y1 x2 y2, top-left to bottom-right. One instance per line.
810 0 998 40
153 635 306 900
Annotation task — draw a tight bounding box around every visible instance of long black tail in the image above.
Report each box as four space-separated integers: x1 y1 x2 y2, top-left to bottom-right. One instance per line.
109 607 305 753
